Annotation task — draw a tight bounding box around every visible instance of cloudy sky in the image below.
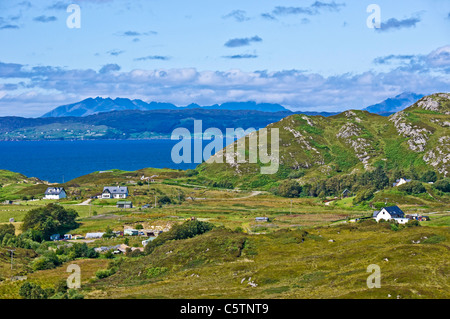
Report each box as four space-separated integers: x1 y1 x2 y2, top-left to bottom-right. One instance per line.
0 0 449 117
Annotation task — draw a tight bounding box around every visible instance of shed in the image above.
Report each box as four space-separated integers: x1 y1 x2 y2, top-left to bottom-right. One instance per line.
341 189 351 198
124 229 138 236
117 201 133 209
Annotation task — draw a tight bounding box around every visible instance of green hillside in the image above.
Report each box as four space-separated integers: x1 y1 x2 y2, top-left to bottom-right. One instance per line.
197 93 450 189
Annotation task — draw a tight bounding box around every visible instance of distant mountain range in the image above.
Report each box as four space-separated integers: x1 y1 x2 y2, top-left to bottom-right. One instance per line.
41 92 425 118
363 92 425 115
0 92 433 141
41 98 290 118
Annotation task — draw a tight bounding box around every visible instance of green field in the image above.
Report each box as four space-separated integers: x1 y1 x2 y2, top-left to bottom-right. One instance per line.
0 171 448 299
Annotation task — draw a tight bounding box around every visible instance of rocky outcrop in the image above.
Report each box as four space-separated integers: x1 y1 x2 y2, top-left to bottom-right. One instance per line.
336 123 373 169
417 93 450 114
389 111 431 152
423 136 450 177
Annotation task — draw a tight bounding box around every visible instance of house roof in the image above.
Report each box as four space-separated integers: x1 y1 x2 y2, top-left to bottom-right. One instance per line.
45 187 65 195
380 206 405 217
117 201 132 205
103 186 128 194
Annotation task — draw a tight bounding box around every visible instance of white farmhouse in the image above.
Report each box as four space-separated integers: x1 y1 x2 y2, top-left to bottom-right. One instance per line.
44 187 67 200
393 178 411 187
102 186 128 199
373 206 410 224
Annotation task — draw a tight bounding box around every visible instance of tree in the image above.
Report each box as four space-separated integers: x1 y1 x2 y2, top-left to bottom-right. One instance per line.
0 223 15 242
434 179 450 192
19 282 48 299
185 169 198 177
398 181 426 194
21 204 79 241
275 180 302 198
353 187 376 205
157 195 172 205
103 226 114 239
420 170 437 183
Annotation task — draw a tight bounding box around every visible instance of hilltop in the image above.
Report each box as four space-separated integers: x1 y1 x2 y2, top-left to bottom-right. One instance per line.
363 92 425 115
197 93 450 188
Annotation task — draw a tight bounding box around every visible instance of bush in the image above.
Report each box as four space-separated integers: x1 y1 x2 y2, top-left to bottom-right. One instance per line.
274 180 302 198
19 282 49 299
405 219 420 227
185 169 199 177
422 235 446 244
103 226 115 239
32 251 61 271
157 195 172 205
353 187 375 204
0 223 15 243
146 266 168 278
287 170 305 179
127 249 143 257
397 181 426 194
145 220 214 254
420 170 437 183
67 289 84 299
95 268 116 279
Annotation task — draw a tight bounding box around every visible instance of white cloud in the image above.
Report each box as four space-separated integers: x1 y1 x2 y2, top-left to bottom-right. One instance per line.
0 46 449 117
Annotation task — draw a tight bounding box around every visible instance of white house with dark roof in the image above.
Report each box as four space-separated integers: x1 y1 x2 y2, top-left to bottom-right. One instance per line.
393 178 412 187
102 186 128 199
373 206 410 224
44 187 67 200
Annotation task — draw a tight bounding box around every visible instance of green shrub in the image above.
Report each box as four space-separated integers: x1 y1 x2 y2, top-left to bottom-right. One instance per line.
19 282 49 299
146 266 168 278
95 268 116 279
397 180 426 194
0 223 15 242
274 180 302 198
434 179 450 193
420 170 437 183
422 235 446 244
144 220 214 254
21 204 79 241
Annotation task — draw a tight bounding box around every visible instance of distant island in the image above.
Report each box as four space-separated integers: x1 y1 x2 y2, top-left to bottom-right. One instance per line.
0 92 424 141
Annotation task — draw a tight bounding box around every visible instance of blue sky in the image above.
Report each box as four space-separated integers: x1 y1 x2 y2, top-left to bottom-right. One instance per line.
0 0 449 117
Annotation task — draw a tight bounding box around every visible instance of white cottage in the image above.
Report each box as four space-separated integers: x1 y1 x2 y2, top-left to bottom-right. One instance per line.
44 187 67 200
393 178 411 187
373 206 410 224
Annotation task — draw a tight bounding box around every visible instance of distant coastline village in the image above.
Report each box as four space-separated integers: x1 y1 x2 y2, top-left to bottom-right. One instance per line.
1 175 431 257
25 181 175 254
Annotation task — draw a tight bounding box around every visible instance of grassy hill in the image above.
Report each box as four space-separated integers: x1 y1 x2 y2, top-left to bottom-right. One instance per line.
197 93 450 189
7 221 445 299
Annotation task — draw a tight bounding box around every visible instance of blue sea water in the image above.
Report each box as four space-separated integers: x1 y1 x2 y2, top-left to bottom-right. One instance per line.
0 139 232 183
